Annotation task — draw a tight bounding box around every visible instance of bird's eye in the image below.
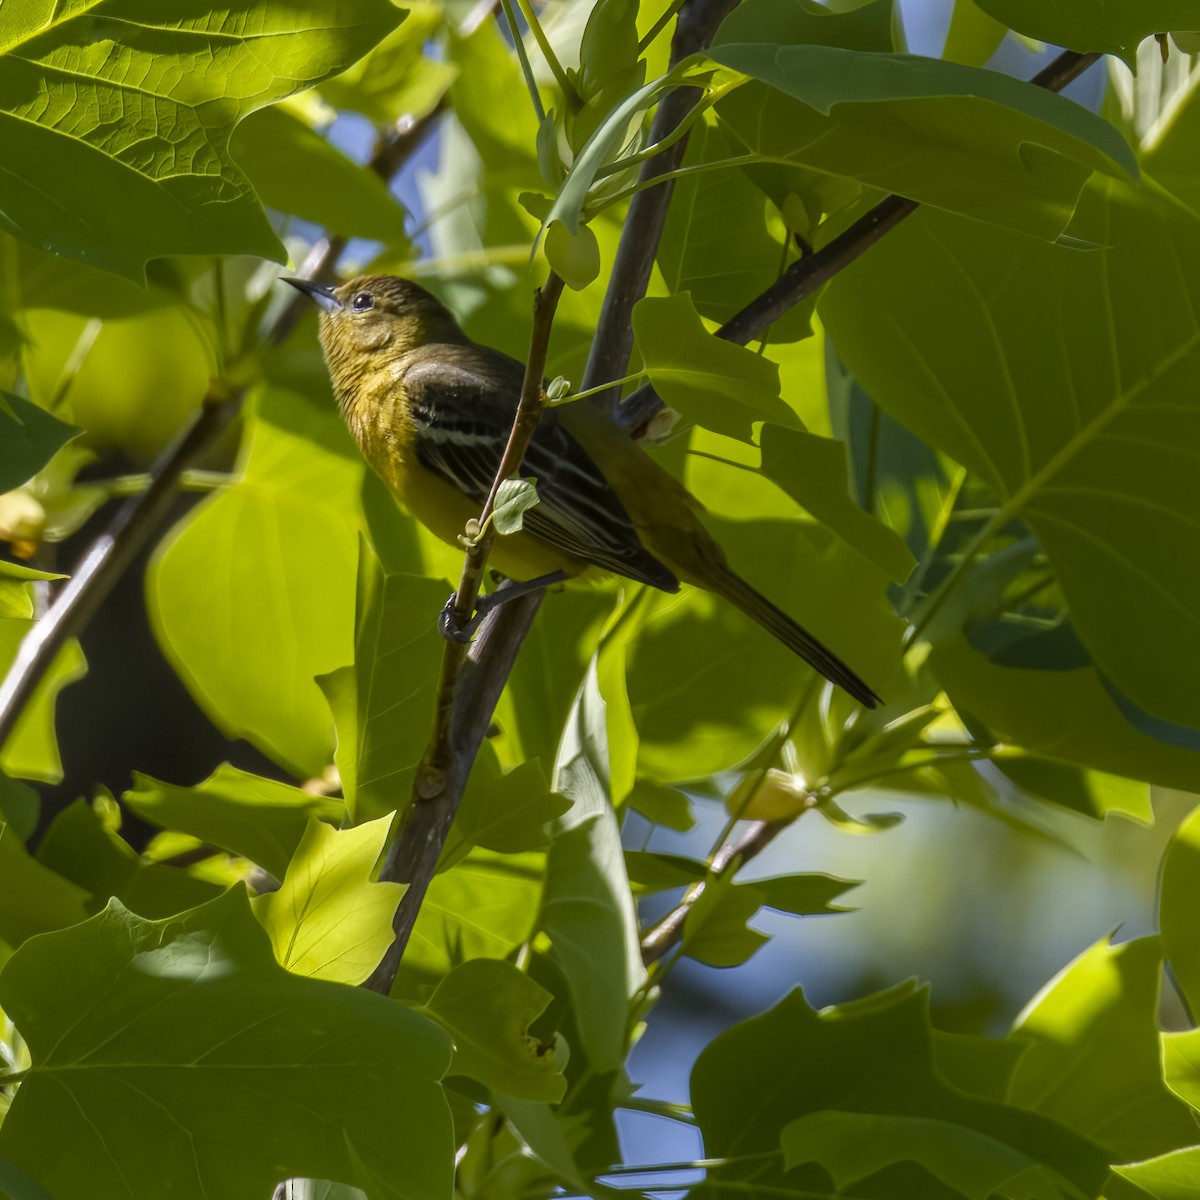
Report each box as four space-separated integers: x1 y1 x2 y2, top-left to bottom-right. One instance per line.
351 291 374 311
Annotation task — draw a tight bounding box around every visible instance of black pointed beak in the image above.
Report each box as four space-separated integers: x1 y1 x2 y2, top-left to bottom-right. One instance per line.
282 277 342 315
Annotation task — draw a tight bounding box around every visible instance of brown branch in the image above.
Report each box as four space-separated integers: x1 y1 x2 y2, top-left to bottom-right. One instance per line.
364 274 565 994
581 0 738 400
614 48 1100 434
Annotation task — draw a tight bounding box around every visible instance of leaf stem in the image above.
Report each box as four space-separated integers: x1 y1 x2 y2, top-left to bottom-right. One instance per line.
514 0 581 108
500 0 547 122
551 369 648 406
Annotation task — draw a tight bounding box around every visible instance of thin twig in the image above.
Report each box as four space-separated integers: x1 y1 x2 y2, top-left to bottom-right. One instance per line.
614 48 1100 434
364 273 565 993
641 816 796 965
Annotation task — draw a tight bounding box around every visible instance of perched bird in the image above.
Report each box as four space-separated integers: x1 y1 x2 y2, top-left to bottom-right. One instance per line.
284 275 880 708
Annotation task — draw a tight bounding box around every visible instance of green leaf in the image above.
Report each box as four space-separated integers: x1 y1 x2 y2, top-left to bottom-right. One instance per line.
657 119 807 336
824 183 1200 729
0 889 453 1200
425 958 567 1102
632 293 800 442
1143 73 1200 220
149 386 364 777
0 629 84 784
545 221 602 291
442 752 568 865
493 477 542 536
682 873 770 967
36 798 222 919
1007 935 1196 1161
993 755 1151 822
1115 1148 1200 1200
781 1110 1062 1200
320 546 448 823
402 850 543 989
627 522 902 782
930 638 1200 792
975 0 1199 66
0 823 90 947
713 0 897 53
0 0 403 279
759 423 916 582
231 106 409 242
539 662 645 1073
712 44 1136 241
0 393 78 493
124 763 344 881
753 872 860 915
691 985 1109 1200
253 815 404 985
1160 801 1200 1016
0 772 38 842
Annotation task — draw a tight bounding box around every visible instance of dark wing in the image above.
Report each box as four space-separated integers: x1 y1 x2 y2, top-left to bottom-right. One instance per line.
403 353 679 592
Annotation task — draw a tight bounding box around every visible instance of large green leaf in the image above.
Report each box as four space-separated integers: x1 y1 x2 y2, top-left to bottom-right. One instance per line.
691 984 1109 1200
0 889 453 1200
1115 1148 1200 1200
149 386 364 777
1006 935 1196 1161
0 0 403 279
823 184 1200 728
538 662 645 1074
0 393 77 493
124 763 344 881
231 106 409 243
253 815 403 985
975 0 1200 66
711 44 1137 240
424 958 567 1103
931 638 1200 792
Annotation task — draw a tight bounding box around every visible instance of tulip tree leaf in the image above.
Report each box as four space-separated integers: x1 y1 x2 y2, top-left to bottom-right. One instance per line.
711 43 1136 241
254 815 404 985
975 0 1200 66
0 0 404 279
149 387 364 778
425 958 567 1102
1007 935 1196 1161
823 182 1200 729
0 889 454 1200
691 985 1109 1200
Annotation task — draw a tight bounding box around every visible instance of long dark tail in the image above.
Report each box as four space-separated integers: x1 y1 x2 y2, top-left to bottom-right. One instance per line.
713 568 881 709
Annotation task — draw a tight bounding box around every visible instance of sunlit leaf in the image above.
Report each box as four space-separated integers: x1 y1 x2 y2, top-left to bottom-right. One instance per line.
0 890 453 1200
254 815 403 985
0 393 78 493
0 0 404 278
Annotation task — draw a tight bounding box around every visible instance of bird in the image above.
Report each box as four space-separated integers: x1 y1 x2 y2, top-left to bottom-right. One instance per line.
284 274 880 708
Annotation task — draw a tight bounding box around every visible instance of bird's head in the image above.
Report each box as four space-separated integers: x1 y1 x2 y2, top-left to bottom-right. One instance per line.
283 275 467 369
